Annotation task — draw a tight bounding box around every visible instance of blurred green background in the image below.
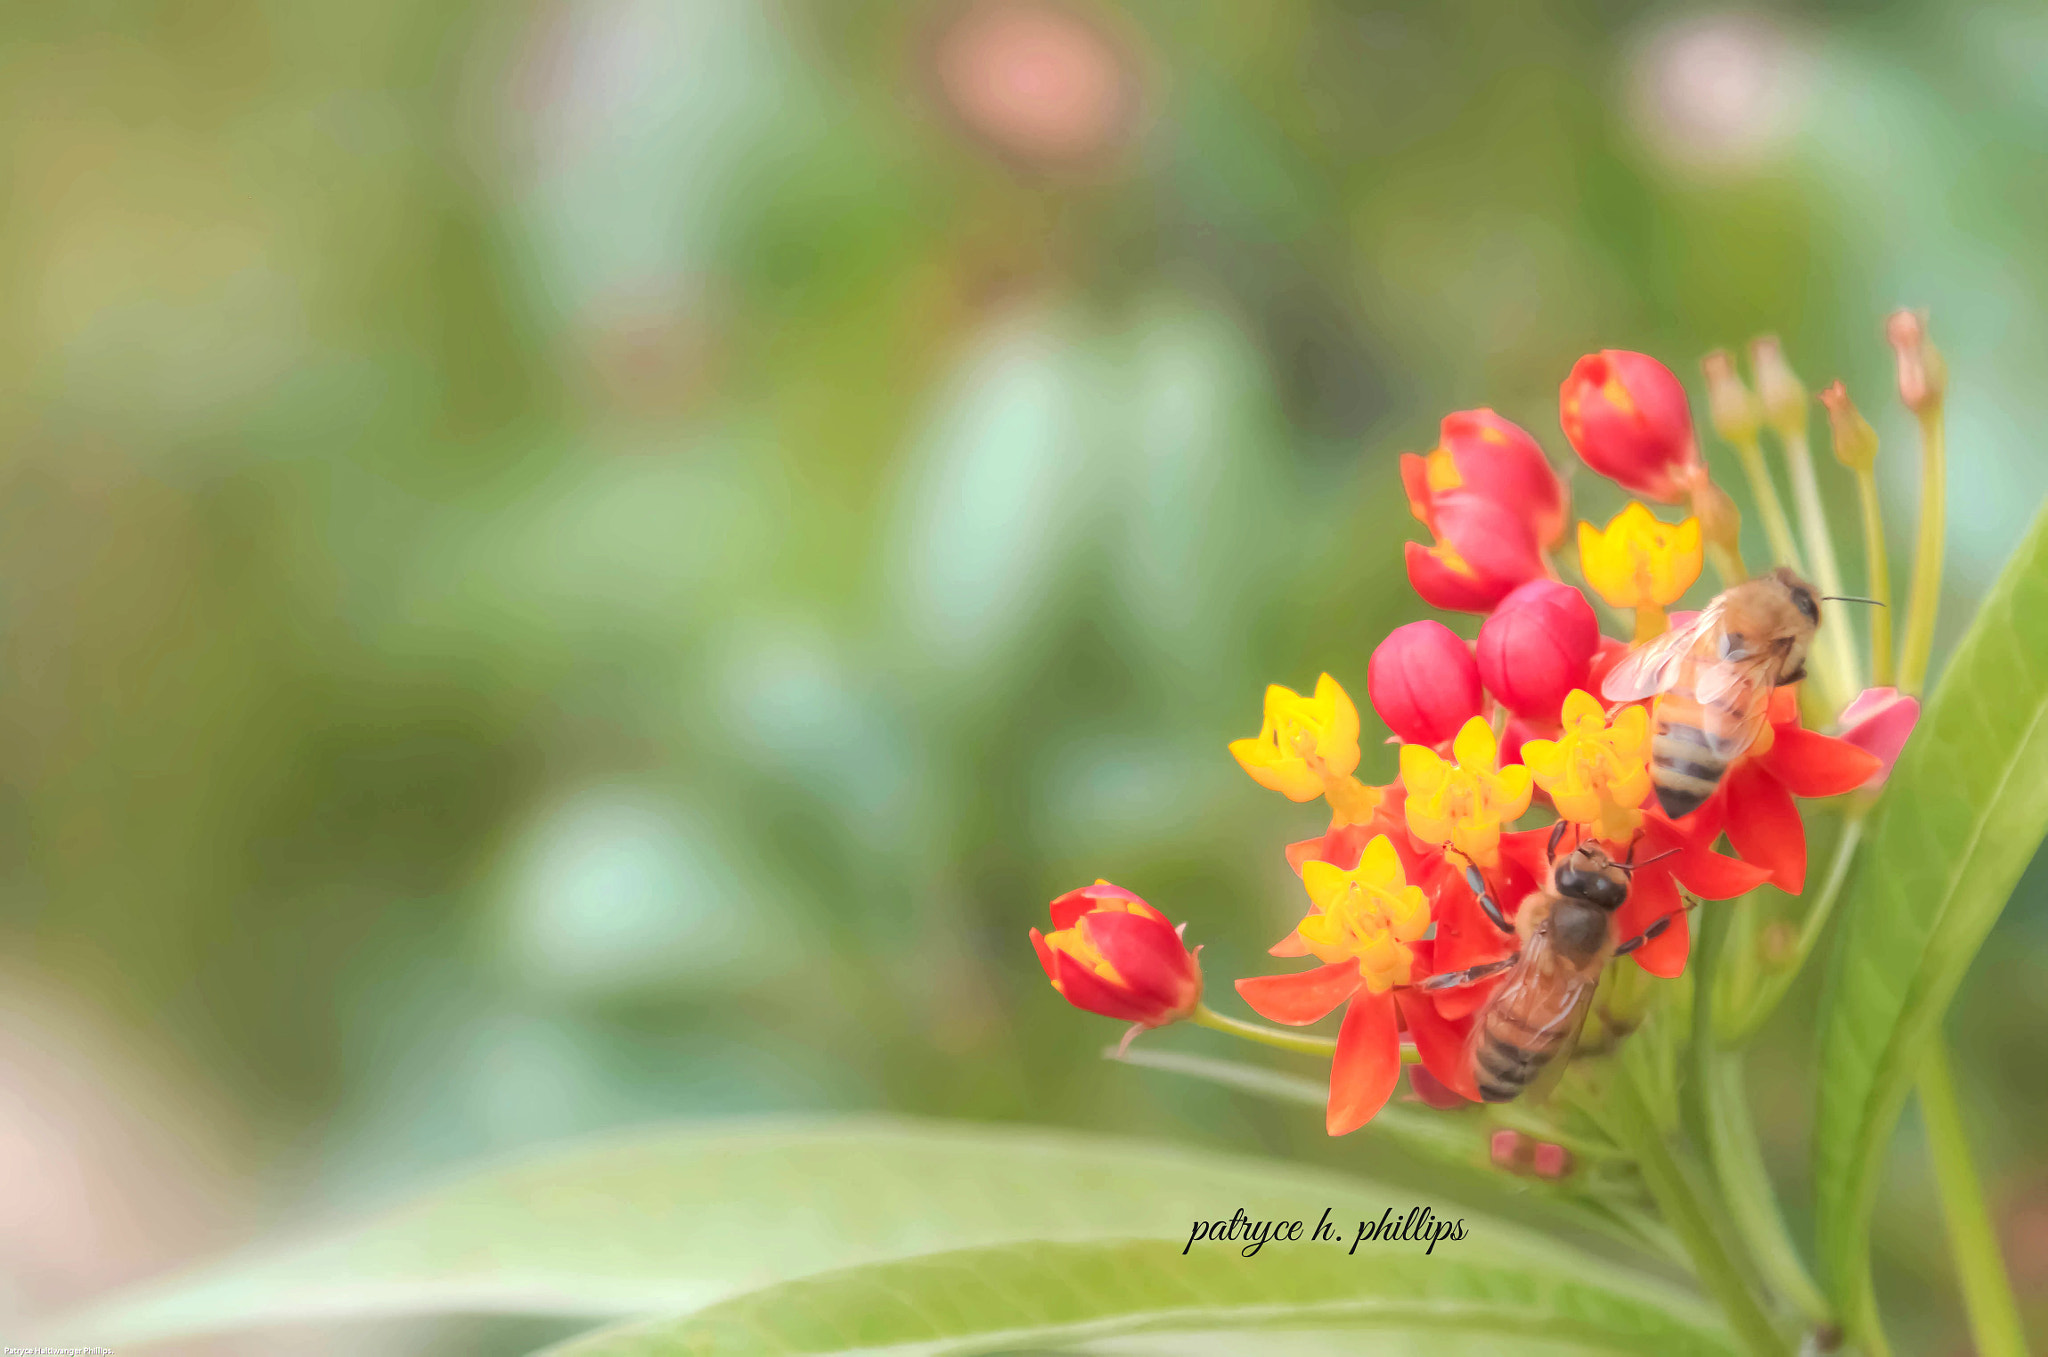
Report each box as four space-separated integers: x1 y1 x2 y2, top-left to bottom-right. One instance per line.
2 1 2044 1352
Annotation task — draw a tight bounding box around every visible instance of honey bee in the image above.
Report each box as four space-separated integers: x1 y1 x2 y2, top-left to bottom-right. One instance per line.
1422 827 1680 1102
1599 567 1823 819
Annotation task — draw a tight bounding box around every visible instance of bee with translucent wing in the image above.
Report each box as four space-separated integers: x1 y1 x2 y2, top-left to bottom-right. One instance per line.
1600 567 1826 818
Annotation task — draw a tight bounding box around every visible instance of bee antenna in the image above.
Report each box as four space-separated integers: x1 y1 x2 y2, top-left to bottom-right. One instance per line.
1821 595 1886 607
1620 848 1682 874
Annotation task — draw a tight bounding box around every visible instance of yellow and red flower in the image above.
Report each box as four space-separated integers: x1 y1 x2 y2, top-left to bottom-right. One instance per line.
1403 497 1548 614
1519 689 1652 844
1679 688 1883 894
1031 882 1201 1030
1402 408 1569 551
1399 717 1532 869
1559 350 1703 503
1229 673 1381 825
1237 835 1475 1133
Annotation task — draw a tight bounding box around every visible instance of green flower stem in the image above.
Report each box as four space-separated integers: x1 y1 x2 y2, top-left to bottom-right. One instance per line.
1701 1049 1831 1324
1898 406 1946 695
1694 906 1825 1323
1190 1002 1385 1060
1853 464 1896 688
1919 1035 2029 1357
1781 430 1862 702
1729 434 1807 575
1597 1063 1792 1357
1718 815 1865 1047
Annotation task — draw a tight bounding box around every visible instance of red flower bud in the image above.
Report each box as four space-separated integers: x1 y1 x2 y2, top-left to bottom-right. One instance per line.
1367 621 1485 747
1475 580 1599 723
1559 350 1703 502
1402 495 1547 613
1031 882 1201 1029
1401 409 1568 551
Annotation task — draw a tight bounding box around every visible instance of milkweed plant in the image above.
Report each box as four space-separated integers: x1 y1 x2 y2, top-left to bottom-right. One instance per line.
53 315 2048 1357
1033 314 2045 1357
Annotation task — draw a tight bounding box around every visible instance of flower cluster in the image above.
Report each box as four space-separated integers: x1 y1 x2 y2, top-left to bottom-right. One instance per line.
1031 343 1915 1137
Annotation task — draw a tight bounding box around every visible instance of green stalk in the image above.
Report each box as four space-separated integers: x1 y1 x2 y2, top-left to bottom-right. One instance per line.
1853 465 1895 688
1718 816 1865 1047
1729 435 1806 574
1693 906 1829 1325
1701 1051 1831 1323
1897 406 1946 695
1780 429 1862 700
1190 1002 1363 1059
1598 1065 1792 1356
1919 1036 2028 1357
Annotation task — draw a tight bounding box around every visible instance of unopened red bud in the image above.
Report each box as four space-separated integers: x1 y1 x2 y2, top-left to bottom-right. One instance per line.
1559 349 1703 503
1749 336 1809 440
1701 349 1762 446
1817 382 1879 472
1368 621 1484 746
1490 1129 1529 1172
1531 1141 1574 1180
1475 580 1599 723
1031 883 1202 1029
1886 309 1947 415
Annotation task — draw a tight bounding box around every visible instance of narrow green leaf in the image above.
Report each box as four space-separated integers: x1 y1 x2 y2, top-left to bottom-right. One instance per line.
60 1116 1705 1348
1813 503 2048 1337
546 1237 1736 1357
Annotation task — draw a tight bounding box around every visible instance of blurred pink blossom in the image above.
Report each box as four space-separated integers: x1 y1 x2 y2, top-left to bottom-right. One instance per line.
1836 686 1920 790
928 1 1142 170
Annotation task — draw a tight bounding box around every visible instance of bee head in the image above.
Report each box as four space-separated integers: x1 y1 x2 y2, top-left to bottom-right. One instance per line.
1554 844 1629 910
1767 566 1821 627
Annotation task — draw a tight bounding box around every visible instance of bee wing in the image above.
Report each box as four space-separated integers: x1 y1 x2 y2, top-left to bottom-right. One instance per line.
1519 987 1596 1107
1694 657 1776 759
1480 924 1599 1106
1599 602 1723 703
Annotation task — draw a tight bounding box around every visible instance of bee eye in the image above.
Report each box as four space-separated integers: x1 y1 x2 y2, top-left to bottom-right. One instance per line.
1791 586 1819 623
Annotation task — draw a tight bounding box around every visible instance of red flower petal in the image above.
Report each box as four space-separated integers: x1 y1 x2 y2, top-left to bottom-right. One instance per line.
1405 540 1513 613
1030 927 1056 981
1049 952 1156 1022
1616 867 1689 977
1081 911 1196 1014
1426 873 1514 1021
1328 992 1402 1135
1404 1063 1468 1109
1048 880 1146 930
1723 763 1809 893
1269 931 1310 957
1766 727 1884 799
1397 988 1478 1103
1400 452 1437 532
1237 962 1361 1026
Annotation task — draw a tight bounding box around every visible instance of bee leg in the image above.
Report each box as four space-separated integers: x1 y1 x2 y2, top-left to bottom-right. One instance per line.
1419 954 1520 990
1776 663 1808 686
1615 915 1674 956
1463 865 1513 934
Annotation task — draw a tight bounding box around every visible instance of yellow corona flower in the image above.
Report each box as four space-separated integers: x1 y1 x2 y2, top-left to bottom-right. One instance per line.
1519 690 1653 843
1295 835 1431 994
1399 717 1532 869
1229 674 1381 823
1577 502 1702 610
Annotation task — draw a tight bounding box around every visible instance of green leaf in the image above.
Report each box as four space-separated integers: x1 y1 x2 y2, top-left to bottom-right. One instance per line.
544 1237 1735 1357
1813 503 2048 1334
63 1117 1710 1349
